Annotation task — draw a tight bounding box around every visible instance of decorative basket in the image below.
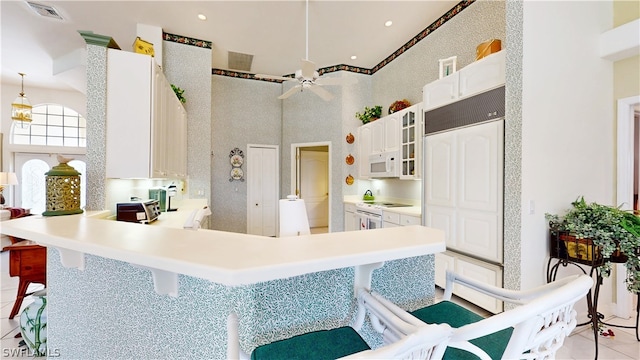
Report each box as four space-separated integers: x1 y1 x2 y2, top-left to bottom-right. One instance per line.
476 39 501 60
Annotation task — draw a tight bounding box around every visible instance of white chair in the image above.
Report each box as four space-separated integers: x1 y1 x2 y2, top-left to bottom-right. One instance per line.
230 288 452 360
278 195 311 237
370 270 593 360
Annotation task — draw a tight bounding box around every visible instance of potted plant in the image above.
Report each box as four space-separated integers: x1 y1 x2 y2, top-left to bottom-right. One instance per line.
171 84 186 104
545 196 640 293
355 105 382 124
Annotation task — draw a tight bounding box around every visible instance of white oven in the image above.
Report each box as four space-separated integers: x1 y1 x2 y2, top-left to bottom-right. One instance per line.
355 203 383 230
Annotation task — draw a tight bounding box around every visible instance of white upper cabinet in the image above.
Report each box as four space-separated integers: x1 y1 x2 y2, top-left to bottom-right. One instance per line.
357 123 372 179
106 49 187 179
423 50 505 112
399 103 423 179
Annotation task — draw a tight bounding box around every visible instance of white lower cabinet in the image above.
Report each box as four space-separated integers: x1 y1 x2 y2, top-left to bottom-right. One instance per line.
344 203 358 231
383 211 420 228
435 251 503 313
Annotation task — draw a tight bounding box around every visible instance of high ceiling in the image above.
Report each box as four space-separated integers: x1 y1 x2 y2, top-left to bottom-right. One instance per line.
1 0 459 92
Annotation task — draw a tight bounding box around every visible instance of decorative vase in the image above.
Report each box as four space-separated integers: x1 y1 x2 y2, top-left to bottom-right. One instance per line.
19 289 47 356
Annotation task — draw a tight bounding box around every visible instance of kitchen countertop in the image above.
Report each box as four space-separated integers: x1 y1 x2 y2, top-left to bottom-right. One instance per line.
343 197 421 217
1 212 444 287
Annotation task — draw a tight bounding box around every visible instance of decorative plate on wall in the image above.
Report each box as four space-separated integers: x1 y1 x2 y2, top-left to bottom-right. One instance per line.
345 174 354 185
345 154 354 165
346 133 355 144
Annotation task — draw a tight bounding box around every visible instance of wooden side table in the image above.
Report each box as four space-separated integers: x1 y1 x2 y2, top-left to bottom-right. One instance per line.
2 240 47 319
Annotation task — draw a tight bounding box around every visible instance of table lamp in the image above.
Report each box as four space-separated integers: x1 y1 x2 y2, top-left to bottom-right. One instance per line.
0 172 19 207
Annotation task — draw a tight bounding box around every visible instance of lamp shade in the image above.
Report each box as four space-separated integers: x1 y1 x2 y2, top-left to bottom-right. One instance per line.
0 172 18 186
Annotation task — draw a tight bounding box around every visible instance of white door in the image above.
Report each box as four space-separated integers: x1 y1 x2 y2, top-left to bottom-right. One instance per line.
247 145 278 236
456 121 503 262
14 153 87 214
299 150 328 228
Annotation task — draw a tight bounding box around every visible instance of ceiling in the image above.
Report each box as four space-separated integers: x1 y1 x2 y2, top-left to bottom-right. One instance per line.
1 0 459 92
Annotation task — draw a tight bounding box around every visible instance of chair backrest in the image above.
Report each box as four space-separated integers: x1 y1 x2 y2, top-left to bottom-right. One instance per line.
340 323 452 360
444 272 593 360
345 289 452 359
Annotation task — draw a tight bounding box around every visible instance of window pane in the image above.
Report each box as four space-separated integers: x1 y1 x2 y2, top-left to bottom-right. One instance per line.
48 105 64 115
32 113 46 125
65 108 78 117
79 139 86 147
79 117 86 127
64 138 79 147
31 136 46 145
64 116 78 127
48 126 63 136
79 128 86 138
48 115 63 126
13 126 30 136
64 127 78 137
31 124 47 136
21 159 50 215
48 137 63 146
13 134 30 145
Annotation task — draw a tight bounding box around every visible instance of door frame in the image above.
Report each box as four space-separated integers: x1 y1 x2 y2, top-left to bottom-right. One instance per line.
615 95 639 318
290 141 331 232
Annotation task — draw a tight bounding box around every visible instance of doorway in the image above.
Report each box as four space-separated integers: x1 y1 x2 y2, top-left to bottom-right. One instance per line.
615 95 640 318
291 142 330 233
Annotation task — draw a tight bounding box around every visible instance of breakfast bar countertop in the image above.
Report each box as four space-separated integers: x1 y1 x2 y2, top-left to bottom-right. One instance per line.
0 212 444 286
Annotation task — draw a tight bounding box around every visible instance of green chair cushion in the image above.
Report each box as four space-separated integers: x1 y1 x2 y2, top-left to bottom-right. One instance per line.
251 326 371 360
410 301 514 360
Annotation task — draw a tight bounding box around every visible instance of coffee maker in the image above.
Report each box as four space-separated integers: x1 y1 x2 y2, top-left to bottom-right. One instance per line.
166 183 178 212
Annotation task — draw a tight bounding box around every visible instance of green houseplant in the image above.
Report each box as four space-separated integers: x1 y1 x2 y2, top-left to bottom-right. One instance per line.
171 84 186 104
355 105 382 124
545 197 640 293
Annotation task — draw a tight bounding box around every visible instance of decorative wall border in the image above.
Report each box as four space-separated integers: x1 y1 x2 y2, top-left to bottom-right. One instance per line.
163 32 212 49
212 0 475 81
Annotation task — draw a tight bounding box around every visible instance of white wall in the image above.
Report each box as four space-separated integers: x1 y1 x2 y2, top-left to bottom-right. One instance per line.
520 1 614 290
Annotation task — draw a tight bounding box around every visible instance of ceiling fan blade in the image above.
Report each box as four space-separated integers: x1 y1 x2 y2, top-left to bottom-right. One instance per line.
308 85 334 101
300 59 316 78
278 85 302 99
255 74 296 82
315 77 358 86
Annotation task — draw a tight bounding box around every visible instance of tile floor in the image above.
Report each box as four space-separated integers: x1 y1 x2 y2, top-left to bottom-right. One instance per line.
1 249 638 359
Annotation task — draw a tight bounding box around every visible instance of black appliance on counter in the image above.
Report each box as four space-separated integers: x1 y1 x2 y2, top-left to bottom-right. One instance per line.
116 199 161 224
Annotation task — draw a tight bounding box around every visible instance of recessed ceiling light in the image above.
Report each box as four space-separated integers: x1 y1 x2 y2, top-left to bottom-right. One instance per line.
350 55 357 60
198 14 207 21
384 20 393 27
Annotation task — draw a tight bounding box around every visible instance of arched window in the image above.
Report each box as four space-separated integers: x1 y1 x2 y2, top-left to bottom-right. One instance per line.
11 103 86 146
10 104 87 214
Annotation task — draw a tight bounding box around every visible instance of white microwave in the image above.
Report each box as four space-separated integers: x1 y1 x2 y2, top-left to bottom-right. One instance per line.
369 150 399 178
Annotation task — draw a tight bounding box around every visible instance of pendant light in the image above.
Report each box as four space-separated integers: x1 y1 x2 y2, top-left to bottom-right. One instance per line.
11 72 32 129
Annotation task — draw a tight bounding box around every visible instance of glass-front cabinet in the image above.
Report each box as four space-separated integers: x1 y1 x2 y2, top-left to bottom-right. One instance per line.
399 103 423 179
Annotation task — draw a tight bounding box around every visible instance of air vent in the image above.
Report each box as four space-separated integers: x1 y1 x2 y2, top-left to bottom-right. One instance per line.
228 51 253 72
26 1 63 20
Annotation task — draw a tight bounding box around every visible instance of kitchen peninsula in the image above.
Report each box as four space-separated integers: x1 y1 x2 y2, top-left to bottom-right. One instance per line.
1 214 444 359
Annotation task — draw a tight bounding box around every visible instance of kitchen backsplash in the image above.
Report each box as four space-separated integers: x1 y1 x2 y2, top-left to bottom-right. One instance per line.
105 178 185 215
356 178 422 205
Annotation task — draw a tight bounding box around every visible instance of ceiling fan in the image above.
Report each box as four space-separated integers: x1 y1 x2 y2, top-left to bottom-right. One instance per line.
255 0 357 101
